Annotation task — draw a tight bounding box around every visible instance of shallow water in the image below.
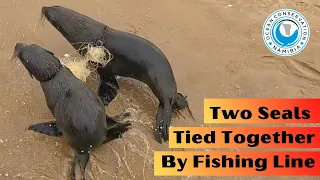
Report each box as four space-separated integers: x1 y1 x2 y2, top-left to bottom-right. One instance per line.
0 0 320 179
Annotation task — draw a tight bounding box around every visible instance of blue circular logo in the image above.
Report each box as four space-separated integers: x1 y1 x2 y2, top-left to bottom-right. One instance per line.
262 9 310 56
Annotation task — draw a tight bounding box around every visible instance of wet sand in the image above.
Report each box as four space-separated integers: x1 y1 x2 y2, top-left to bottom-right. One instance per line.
0 0 320 179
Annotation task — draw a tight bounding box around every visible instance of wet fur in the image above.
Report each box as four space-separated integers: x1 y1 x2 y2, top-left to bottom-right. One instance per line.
41 6 194 143
14 43 131 180
40 67 129 180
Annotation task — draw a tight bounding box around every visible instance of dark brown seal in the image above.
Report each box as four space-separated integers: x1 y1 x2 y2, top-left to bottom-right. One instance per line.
13 43 131 180
41 6 194 144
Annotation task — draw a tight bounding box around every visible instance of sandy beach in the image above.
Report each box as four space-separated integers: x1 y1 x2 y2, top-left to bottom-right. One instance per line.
0 0 320 179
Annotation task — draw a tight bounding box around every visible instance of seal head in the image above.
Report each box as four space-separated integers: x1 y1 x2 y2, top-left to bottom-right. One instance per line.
14 43 62 82
42 6 106 50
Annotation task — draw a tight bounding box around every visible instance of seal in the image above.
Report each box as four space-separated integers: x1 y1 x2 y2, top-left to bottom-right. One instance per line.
13 43 132 180
41 5 195 143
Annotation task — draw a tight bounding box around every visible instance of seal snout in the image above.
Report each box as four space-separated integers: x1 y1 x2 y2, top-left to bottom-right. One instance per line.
42 5 61 15
41 6 49 15
41 6 56 17
14 43 26 57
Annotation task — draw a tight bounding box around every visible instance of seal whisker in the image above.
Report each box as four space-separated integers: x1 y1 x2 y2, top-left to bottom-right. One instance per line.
8 54 16 62
8 54 18 67
184 106 196 122
174 110 183 119
38 13 46 27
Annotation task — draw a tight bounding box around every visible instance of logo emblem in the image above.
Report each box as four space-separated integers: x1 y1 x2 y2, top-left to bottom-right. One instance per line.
262 9 310 56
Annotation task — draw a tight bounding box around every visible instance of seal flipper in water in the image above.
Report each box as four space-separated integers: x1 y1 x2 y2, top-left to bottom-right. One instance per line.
156 93 195 142
70 121 131 180
27 112 130 138
103 121 132 144
28 121 63 137
98 72 119 106
155 99 172 142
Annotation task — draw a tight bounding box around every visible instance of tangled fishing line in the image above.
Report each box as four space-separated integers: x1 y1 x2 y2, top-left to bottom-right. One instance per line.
59 42 113 82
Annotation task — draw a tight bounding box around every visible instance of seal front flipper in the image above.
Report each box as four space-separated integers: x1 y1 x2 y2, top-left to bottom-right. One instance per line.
28 121 63 137
71 155 76 180
103 121 132 144
98 74 119 106
156 99 172 143
155 103 164 143
71 152 89 180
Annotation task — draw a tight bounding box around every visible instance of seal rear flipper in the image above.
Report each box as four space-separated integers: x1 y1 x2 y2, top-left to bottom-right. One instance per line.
173 93 195 121
103 122 132 144
28 121 63 137
98 75 119 106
